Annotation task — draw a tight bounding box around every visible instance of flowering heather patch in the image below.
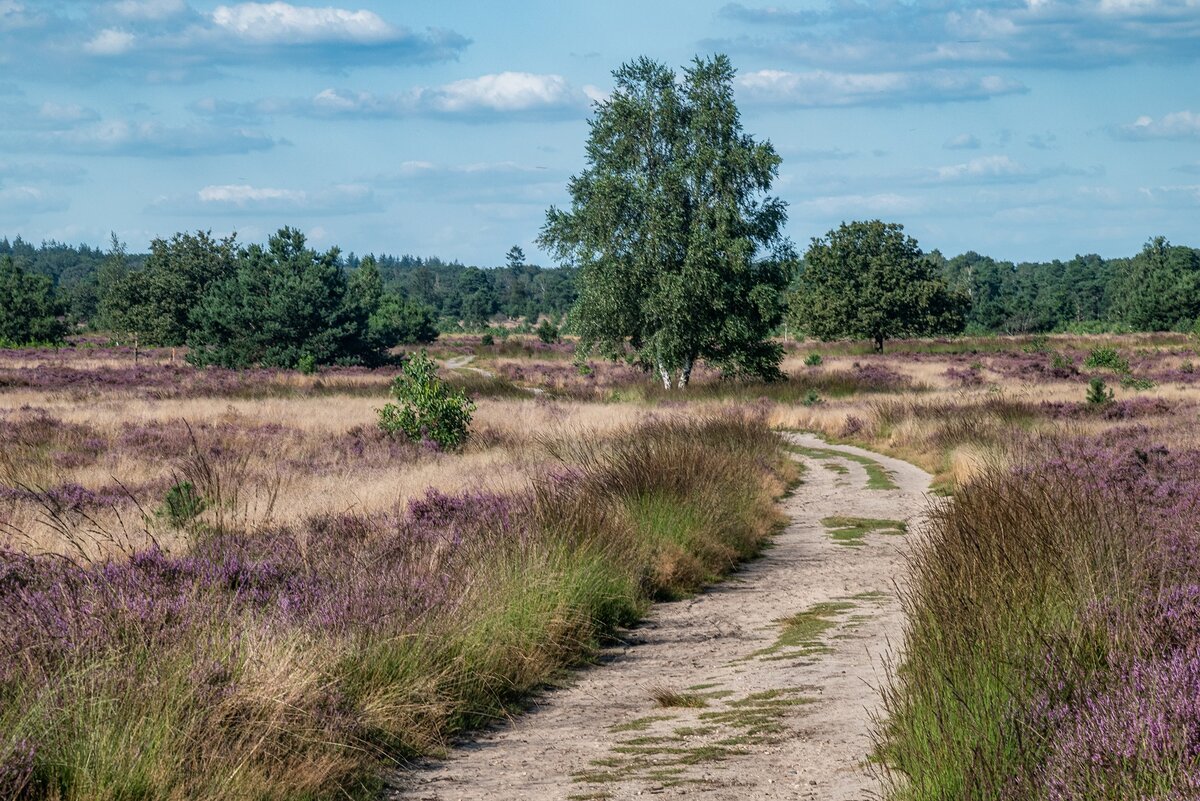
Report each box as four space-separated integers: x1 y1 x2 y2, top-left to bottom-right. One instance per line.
0 411 788 799
880 429 1200 800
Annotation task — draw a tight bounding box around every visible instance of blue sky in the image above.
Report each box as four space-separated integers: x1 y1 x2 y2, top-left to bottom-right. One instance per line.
1 0 1198 266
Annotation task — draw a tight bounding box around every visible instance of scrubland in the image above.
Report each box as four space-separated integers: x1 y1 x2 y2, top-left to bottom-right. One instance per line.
2 331 1199 798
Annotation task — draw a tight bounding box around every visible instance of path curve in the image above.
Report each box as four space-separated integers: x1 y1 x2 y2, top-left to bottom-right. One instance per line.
389 434 931 800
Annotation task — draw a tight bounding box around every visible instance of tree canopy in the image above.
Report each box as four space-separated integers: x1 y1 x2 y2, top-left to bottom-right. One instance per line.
187 227 376 369
539 54 793 387
790 220 968 350
0 255 65 345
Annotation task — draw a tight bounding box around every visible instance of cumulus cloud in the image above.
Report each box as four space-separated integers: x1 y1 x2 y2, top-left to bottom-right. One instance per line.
153 181 374 214
944 133 981 150
32 121 281 156
83 28 136 56
110 0 190 21
936 155 1028 181
194 72 592 122
0 185 69 213
713 1 1200 71
210 2 396 44
736 69 1026 107
0 2 470 80
1115 110 1200 140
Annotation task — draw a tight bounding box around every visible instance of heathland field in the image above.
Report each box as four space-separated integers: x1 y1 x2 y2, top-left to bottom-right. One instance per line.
2 332 1200 799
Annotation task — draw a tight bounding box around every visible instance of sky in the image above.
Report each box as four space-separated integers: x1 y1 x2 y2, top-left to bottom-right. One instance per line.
0 0 1198 266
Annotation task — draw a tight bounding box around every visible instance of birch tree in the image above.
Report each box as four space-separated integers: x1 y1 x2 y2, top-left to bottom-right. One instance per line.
539 54 793 388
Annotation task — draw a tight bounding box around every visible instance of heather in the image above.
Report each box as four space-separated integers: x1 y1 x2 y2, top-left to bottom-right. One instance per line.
0 410 791 799
877 429 1200 799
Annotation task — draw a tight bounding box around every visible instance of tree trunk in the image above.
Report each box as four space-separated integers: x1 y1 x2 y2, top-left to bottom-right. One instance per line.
873 335 884 353
679 356 693 390
657 360 673 390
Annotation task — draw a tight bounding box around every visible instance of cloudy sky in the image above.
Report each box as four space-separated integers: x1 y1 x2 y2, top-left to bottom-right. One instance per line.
1 0 1197 265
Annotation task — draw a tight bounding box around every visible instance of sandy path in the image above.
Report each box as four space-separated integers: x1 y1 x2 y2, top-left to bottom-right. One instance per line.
388 434 931 800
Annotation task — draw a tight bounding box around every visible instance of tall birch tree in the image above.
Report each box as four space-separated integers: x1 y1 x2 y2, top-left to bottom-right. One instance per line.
539 54 793 388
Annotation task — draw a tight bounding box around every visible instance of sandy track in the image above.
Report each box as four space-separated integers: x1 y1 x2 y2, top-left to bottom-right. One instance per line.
388 434 931 800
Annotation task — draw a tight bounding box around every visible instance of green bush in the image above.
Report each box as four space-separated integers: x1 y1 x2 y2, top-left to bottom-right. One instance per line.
156 481 206 527
480 333 494 346
804 353 823 367
1086 377 1114 405
1021 334 1051 354
1084 346 1129 372
1120 374 1156 391
296 353 317 375
536 319 560 344
377 351 476 449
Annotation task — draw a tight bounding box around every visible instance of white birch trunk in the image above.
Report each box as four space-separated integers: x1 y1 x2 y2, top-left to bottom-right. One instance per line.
679 357 693 390
657 360 673 389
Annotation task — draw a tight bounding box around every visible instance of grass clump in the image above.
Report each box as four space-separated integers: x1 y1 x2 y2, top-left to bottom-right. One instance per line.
650 688 709 709
877 432 1200 799
821 516 907 547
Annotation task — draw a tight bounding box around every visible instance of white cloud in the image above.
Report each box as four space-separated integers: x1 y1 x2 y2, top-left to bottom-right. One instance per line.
111 0 188 20
197 72 590 121
33 120 279 156
937 155 1027 181
1116 110 1200 140
171 181 374 214
736 69 1026 107
211 2 396 44
944 133 981 150
84 28 136 56
422 72 575 113
0 185 68 213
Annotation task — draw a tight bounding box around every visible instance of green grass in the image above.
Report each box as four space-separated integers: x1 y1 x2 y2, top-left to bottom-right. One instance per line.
749 601 855 660
821 515 907 547
786 444 899 490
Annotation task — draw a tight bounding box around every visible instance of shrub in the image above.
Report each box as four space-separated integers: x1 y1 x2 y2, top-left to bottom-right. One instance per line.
1021 334 1051 354
1120 374 1156 391
377 351 476 450
802 389 823 407
156 481 206 527
296 353 317 375
1084 346 1130 372
536 319 560 344
480 333 494 346
1183 361 1195 374
804 353 823 367
1086 377 1114 405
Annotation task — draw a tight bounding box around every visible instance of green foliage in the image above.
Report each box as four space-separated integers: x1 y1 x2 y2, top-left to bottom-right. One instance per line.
103 231 238 347
1120 374 1156 391
1022 334 1051 354
536 319 560 344
802 390 823 407
1110 237 1200 331
480 333 494 346
1086 377 1114 405
296 353 317 375
539 54 793 387
804 353 823 367
156 481 206 527
0 255 66 345
368 293 439 348
187 227 376 368
377 351 476 449
1083 346 1130 372
790 220 968 351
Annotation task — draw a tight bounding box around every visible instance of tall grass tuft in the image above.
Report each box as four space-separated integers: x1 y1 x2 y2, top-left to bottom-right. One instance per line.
878 429 1200 799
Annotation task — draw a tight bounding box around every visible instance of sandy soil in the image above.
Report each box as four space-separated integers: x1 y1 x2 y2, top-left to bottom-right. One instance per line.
388 434 932 800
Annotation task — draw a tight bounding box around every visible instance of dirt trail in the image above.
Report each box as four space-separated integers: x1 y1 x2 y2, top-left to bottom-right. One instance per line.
389 434 931 800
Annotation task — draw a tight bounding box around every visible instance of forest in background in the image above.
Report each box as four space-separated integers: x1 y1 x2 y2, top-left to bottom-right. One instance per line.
2 230 1199 344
